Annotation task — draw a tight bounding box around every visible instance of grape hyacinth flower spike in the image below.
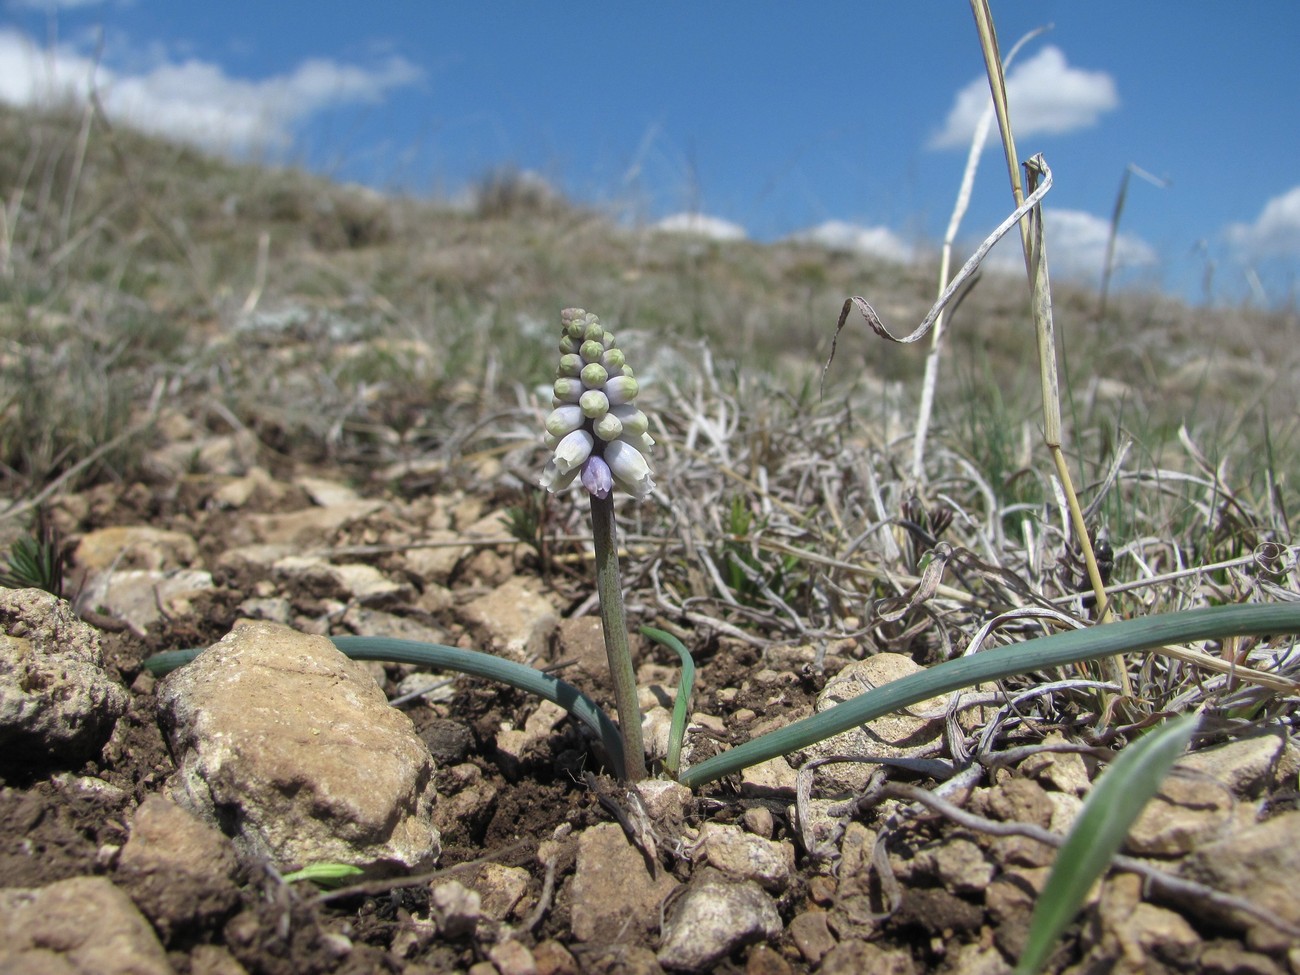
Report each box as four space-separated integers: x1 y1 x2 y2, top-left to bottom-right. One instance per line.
540 309 655 502
541 308 653 780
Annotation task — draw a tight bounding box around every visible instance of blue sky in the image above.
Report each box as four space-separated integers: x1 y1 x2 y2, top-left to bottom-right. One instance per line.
4 2 1299 305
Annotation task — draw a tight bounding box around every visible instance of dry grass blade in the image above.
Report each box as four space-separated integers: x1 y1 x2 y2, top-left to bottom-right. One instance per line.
820 170 1052 394
913 23 1052 480
969 0 1126 692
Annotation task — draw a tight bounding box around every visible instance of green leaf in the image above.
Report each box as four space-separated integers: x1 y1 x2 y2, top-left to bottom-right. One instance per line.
641 626 695 777
281 863 366 888
678 603 1300 788
1015 714 1198 974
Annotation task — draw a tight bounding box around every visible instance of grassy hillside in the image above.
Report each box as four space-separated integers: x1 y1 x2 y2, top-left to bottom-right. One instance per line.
2 98 1295 573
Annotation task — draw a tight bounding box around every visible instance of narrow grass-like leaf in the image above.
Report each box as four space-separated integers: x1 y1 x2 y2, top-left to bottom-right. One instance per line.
641 625 695 777
678 603 1300 788
144 636 627 780
1015 713 1198 974
280 863 366 888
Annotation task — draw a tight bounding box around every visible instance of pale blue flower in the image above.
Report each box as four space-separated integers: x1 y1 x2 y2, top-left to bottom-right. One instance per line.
581 455 613 498
603 439 655 501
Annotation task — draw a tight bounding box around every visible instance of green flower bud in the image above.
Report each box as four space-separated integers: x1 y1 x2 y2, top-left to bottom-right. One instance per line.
581 362 609 388
580 339 605 363
611 405 648 436
545 405 585 437
580 389 609 418
594 413 624 441
553 377 583 403
601 348 625 370
558 353 583 378
559 334 579 355
605 376 638 405
584 320 605 342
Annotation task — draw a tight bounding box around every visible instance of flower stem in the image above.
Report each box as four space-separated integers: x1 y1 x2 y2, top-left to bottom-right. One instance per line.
589 491 648 781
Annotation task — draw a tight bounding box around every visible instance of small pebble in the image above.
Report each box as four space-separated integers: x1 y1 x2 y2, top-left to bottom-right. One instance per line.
742 805 775 839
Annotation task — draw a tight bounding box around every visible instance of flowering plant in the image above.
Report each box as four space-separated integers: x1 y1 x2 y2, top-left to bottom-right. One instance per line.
541 308 657 779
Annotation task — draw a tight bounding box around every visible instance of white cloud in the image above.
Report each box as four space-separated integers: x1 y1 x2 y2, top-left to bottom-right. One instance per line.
931 46 1118 149
984 208 1156 281
653 212 747 241
789 220 916 264
1226 185 1300 257
0 27 422 154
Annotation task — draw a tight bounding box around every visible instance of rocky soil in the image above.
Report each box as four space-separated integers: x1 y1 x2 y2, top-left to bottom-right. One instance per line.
2 424 1300 975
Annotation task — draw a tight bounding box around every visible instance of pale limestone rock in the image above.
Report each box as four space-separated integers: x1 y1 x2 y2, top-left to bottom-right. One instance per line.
818 941 917 975
740 754 799 798
1126 771 1239 856
570 822 678 943
74 525 198 573
1177 810 1300 951
433 763 497 837
157 621 440 874
635 778 692 822
116 796 241 940
341 607 451 646
552 616 610 691
400 531 471 586
495 699 570 774
470 862 530 920
909 836 993 895
0 875 172 975
985 866 1051 924
215 543 293 575
797 653 955 793
189 944 250 975
1181 731 1299 797
393 670 456 705
196 430 263 476
82 568 215 633
237 596 293 624
694 822 794 892
240 499 384 547
1020 737 1092 795
456 576 558 662
210 466 280 509
657 875 781 972
641 705 673 762
788 910 836 964
1046 790 1084 834
430 880 481 938
742 805 775 839
460 508 511 542
0 588 129 765
332 563 410 602
272 555 409 604
944 942 1011 975
1092 873 1201 974
295 475 362 507
488 940 537 975
532 940 578 975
